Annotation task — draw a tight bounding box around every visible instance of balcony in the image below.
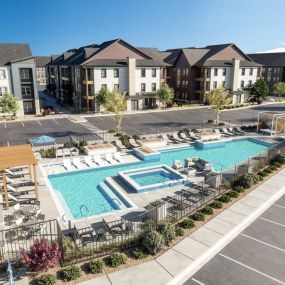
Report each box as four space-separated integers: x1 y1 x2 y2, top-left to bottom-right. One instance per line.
83 80 94 84
195 76 210 81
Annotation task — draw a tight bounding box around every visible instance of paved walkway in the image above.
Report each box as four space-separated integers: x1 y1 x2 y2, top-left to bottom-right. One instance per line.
78 168 285 285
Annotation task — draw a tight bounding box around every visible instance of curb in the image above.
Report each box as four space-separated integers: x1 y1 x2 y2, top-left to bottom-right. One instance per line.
171 176 285 285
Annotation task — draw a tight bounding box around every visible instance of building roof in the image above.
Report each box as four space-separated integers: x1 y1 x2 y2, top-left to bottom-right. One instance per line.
201 60 261 67
0 43 32 66
35 56 51 67
0 144 37 170
247 52 285 67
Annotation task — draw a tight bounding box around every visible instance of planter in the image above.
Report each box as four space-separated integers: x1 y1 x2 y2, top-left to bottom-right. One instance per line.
137 138 167 149
83 143 117 156
133 147 161 161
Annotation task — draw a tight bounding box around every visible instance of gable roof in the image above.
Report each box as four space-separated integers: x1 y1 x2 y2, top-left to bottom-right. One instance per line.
247 52 285 67
35 56 51 67
0 43 32 66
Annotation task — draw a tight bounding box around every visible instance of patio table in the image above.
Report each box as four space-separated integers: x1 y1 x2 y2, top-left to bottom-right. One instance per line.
20 205 34 217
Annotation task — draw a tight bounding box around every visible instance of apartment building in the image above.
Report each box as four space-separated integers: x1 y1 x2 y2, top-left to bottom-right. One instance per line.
165 44 262 104
0 43 40 115
247 52 285 87
35 56 51 91
46 39 170 111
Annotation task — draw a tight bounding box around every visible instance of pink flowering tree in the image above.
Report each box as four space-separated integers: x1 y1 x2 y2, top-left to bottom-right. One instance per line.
20 238 61 272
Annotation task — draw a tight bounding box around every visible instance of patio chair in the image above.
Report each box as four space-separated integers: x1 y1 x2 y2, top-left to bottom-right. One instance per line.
172 133 185 143
114 152 124 163
63 159 73 171
228 127 239 135
103 215 125 237
63 148 72 157
105 153 117 165
15 217 23 226
56 149 64 158
115 140 127 150
189 132 199 140
161 134 172 144
93 155 106 166
84 156 96 167
180 132 193 142
172 160 184 171
234 126 246 134
129 139 140 148
222 128 234 136
70 147 79 156
73 157 84 169
214 129 224 136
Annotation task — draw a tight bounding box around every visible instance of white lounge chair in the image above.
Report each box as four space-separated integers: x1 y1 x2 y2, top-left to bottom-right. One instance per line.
63 159 73 171
180 133 192 142
161 134 172 144
114 152 124 163
173 160 184 171
56 149 64 158
234 127 246 134
129 139 140 148
115 140 127 150
93 155 106 166
73 157 84 169
63 148 72 157
15 217 23 226
172 133 185 142
222 128 234 136
105 153 117 164
84 156 96 167
189 132 199 140
70 147 79 156
228 127 239 135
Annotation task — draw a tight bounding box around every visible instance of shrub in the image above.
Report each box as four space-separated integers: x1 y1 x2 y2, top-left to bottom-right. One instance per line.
218 122 225 126
144 219 156 231
207 119 214 123
272 152 285 164
232 186 245 193
200 206 214 215
263 167 272 174
257 171 267 177
150 199 163 207
233 173 259 189
89 259 104 274
133 134 140 140
37 274 56 285
62 265 81 282
142 230 164 255
218 195 231 203
108 129 116 133
271 161 282 168
158 223 176 245
226 191 239 198
131 247 148 260
44 148 56 158
191 212 205 221
107 252 127 267
209 201 223 209
175 226 185 236
20 238 60 272
180 219 195 229
257 174 264 181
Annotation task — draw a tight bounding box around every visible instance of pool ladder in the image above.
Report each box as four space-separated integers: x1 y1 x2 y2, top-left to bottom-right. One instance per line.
80 204 90 217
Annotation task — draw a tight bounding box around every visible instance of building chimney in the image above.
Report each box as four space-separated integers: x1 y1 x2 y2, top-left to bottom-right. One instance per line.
127 58 136 96
231 58 240 91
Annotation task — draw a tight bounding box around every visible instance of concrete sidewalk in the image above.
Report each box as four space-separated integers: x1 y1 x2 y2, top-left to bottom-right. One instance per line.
79 168 285 285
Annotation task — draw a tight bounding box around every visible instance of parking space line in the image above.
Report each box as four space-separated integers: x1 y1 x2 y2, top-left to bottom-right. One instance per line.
21 121 24 127
273 204 285 210
241 234 285 252
4 123 6 128
134 129 144 134
191 278 206 285
38 120 42 126
259 217 285 228
52 119 58 125
219 253 285 285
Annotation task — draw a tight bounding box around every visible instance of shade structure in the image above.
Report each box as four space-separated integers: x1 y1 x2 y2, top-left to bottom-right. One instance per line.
31 135 55 144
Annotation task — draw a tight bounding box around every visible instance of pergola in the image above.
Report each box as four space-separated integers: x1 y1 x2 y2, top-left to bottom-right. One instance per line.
257 111 285 136
0 145 38 209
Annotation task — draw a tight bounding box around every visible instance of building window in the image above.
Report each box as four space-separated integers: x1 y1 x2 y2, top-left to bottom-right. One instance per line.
151 83 156 92
214 68 218 76
248 80 252 87
101 84 107 90
177 80 180 87
257 68 261 77
249 68 253 76
141 68 146 77
241 68 245 76
20 68 32 81
213 81 217 89
177 68 181 76
0 70 6 80
145 98 149 106
114 84 119 90
21 86 32 97
223 68 226 76
114 68 119 78
0 87 7 97
101 69 107 78
186 68 189 76
152 68 156 77
141 83 146 92
240 80 244 88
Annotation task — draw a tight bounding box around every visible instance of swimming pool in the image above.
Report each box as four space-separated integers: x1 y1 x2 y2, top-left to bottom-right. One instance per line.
48 138 272 219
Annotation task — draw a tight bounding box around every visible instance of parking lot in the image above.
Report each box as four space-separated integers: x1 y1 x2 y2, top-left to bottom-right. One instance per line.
185 194 285 285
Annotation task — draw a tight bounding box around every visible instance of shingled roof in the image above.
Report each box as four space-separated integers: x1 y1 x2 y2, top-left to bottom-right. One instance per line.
247 52 285 67
0 43 32 66
35 56 51 67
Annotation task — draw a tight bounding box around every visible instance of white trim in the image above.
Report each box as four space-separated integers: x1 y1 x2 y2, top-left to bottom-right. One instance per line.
259 217 285 228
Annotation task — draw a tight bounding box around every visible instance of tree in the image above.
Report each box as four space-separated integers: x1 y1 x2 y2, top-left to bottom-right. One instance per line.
156 83 174 108
250 78 269 104
96 86 109 105
0 93 19 119
272 82 285 97
102 89 126 133
206 87 231 125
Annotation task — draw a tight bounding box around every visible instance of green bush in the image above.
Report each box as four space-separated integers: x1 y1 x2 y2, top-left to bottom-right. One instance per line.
207 119 214 123
133 134 140 140
218 195 231 203
107 252 127 267
44 148 56 158
233 173 259 189
200 206 214 215
89 259 104 274
158 223 176 245
257 174 264 181
175 226 185 236
108 129 116 133
263 167 272 174
226 191 239 198
180 219 195 229
271 161 282 168
142 230 165 255
191 212 205 221
232 186 245 193
62 265 81 282
209 201 223 209
131 247 148 259
272 152 285 164
257 171 267 177
37 274 56 285
218 122 225 126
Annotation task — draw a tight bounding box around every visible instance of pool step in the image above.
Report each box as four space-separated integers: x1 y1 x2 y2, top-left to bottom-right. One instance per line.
99 181 127 210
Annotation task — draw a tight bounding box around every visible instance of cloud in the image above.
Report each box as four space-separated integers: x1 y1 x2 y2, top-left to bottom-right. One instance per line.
258 47 285 53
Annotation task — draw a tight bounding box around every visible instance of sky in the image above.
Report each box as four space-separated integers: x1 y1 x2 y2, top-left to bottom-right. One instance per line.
1 0 285 56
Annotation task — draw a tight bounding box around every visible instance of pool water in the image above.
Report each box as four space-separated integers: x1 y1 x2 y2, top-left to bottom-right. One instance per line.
130 170 181 186
48 138 272 219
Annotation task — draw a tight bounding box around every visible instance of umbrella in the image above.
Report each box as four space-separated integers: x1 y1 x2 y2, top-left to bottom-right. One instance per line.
31 135 55 144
